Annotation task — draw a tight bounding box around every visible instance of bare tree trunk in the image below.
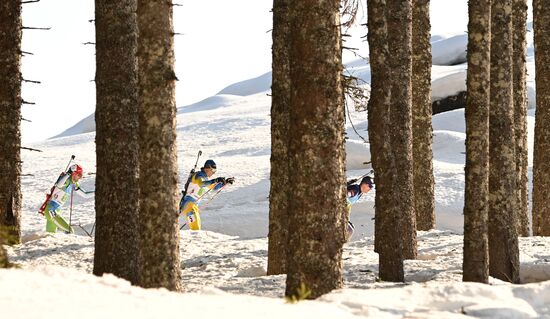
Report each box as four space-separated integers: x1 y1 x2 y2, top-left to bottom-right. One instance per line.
267 0 291 276
463 0 491 284
412 0 435 231
376 0 414 282
93 0 140 285
137 0 181 291
368 0 393 256
0 242 9 268
532 0 550 236
489 0 520 283
285 0 346 299
387 0 417 262
0 0 22 245
513 0 529 237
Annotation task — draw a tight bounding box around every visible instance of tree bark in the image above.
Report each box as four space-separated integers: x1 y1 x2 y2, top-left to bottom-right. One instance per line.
285 0 346 299
532 0 550 236
93 0 140 285
412 0 435 231
0 242 9 268
512 0 529 237
267 0 291 276
488 0 520 283
387 0 417 262
0 0 22 245
368 0 392 256
463 0 491 284
137 0 181 291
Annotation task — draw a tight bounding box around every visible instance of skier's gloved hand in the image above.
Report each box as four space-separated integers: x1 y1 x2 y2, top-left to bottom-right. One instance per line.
215 177 226 184
226 177 235 184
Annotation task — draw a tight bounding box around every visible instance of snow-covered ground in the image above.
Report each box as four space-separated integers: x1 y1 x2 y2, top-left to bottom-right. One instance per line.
4 5 550 319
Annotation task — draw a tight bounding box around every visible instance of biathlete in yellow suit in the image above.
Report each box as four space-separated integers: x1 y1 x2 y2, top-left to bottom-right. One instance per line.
179 159 234 230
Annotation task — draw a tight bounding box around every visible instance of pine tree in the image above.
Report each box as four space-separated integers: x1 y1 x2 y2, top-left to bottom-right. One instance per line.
463 0 491 284
387 0 416 262
0 236 11 269
267 0 291 276
532 0 550 236
0 0 22 245
512 0 529 237
488 0 520 283
137 0 181 291
412 0 435 231
367 0 397 261
285 0 346 299
93 0 140 284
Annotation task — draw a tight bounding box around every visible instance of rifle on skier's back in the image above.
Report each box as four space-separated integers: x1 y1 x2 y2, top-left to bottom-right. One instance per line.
181 150 202 199
38 155 76 215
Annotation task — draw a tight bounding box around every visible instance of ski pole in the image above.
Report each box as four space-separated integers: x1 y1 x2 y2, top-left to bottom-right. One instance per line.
179 183 229 231
200 184 228 210
194 182 219 202
69 184 74 227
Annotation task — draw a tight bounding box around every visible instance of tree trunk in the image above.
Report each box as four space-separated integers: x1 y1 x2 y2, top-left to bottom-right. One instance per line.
412 0 435 231
532 0 550 236
367 0 395 260
463 0 491 284
267 0 291 276
0 0 22 245
0 242 9 268
137 0 181 291
285 0 346 299
512 0 529 237
387 0 417 262
489 0 520 283
93 0 140 284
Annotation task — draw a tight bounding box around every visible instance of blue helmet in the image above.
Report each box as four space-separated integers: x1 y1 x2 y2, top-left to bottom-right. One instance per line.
204 159 216 169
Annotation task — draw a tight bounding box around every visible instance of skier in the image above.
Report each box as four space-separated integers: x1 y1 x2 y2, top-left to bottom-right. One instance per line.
346 175 374 241
179 159 234 230
43 164 94 233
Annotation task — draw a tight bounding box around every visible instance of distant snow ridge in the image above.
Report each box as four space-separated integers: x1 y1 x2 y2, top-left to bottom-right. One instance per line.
50 113 95 139
217 72 271 96
177 95 243 114
51 28 534 140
